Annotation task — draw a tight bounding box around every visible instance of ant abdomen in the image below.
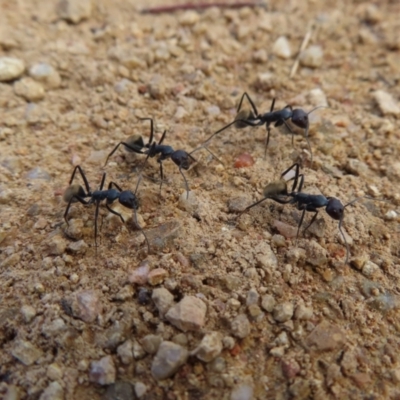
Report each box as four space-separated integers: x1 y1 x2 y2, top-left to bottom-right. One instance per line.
63 184 86 203
262 180 288 198
234 109 256 129
124 135 145 153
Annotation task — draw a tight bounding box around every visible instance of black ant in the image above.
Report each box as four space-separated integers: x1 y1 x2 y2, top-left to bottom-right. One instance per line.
192 92 325 165
237 163 377 265
105 118 197 199
63 165 150 252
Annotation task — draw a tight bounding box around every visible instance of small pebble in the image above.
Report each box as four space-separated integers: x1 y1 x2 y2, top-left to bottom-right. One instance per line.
362 260 379 277
231 314 251 339
128 261 150 285
273 302 294 322
230 383 254 400
133 340 146 360
299 45 323 68
69 289 102 323
104 382 134 400
46 236 67 256
308 88 328 107
261 294 276 313
21 305 36 323
39 382 64 400
234 153 254 168
141 334 163 355
192 331 223 362
166 296 207 332
246 288 259 306
0 57 25 81
151 341 189 380
147 268 168 286
294 304 313 320
14 77 45 101
89 355 116 385
47 363 63 381
29 63 61 89
11 340 43 366
384 210 397 221
117 340 133 365
67 240 88 254
272 36 291 59
152 287 175 316
57 0 92 24
134 382 148 398
373 90 400 116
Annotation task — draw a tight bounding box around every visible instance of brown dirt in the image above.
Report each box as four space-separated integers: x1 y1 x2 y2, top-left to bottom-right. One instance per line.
1 0 400 399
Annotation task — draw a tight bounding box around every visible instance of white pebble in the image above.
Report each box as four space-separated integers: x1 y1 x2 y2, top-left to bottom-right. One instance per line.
384 210 397 221
300 45 323 68
272 36 291 59
0 57 25 81
373 90 400 116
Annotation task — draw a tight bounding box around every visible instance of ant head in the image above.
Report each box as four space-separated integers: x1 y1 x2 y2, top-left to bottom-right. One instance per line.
119 191 139 210
263 179 288 198
291 109 309 129
235 109 256 128
171 150 196 170
63 184 86 203
125 135 145 152
326 197 344 221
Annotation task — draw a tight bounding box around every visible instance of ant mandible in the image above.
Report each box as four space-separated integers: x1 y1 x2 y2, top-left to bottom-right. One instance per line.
237 163 375 265
63 165 150 252
193 92 325 165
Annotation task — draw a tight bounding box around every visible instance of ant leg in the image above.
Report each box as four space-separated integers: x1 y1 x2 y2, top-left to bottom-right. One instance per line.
295 209 307 243
338 217 350 265
302 122 313 165
302 211 318 236
138 117 154 145
158 130 167 145
237 195 293 220
109 181 123 192
99 173 106 190
158 160 164 195
264 123 272 158
69 165 91 193
269 98 276 112
237 92 259 116
281 163 300 193
297 174 305 192
106 203 125 224
133 209 150 253
281 119 296 147
64 195 90 225
193 120 240 151
178 166 190 200
94 200 101 249
104 142 144 166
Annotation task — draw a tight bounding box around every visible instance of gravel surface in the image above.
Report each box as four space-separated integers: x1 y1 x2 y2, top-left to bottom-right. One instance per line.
1 0 400 399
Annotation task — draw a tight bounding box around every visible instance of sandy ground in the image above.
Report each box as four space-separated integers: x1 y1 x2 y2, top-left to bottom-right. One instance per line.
1 0 400 399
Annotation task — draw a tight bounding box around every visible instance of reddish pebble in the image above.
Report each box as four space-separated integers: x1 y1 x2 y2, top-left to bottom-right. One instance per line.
230 343 241 356
234 153 254 168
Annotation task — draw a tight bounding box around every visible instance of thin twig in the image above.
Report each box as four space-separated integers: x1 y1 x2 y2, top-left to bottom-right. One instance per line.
142 1 266 14
289 23 314 79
